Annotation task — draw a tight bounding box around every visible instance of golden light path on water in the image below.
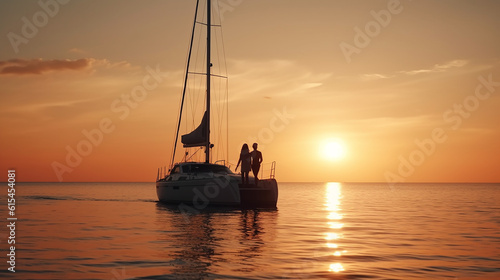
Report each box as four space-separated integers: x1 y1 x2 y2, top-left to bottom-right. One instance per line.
325 182 346 273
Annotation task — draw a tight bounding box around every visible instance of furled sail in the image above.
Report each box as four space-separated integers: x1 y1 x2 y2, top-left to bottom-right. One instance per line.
181 111 208 147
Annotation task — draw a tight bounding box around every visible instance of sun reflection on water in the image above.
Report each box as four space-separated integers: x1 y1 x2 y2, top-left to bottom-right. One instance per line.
329 263 345 273
326 242 338 249
325 232 340 240
324 182 345 274
328 221 344 229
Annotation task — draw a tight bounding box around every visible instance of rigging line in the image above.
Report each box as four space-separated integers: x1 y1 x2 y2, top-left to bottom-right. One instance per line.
170 0 200 169
213 75 222 160
189 48 202 128
190 12 203 128
215 75 226 160
212 0 219 161
189 71 204 129
214 29 223 154
211 0 225 162
214 24 222 82
188 71 227 79
213 0 228 82
196 21 221 27
186 147 203 162
214 0 230 162
226 76 229 162
196 19 207 126
216 79 227 160
211 60 221 159
189 0 206 129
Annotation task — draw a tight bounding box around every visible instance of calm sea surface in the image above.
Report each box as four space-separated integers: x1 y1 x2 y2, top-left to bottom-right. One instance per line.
1 182 499 280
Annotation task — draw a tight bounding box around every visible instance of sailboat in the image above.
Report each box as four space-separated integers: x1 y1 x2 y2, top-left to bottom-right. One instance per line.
156 0 278 208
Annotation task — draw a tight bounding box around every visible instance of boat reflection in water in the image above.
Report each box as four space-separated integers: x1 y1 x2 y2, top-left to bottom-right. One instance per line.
154 203 277 278
324 182 346 273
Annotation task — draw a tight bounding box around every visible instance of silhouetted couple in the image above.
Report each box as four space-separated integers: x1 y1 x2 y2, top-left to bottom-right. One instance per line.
236 143 263 185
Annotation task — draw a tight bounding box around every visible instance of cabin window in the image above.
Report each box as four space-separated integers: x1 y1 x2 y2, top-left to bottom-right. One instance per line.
187 164 233 174
171 165 180 174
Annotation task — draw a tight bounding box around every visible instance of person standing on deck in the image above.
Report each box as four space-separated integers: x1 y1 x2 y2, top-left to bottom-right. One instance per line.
251 143 263 184
236 144 251 184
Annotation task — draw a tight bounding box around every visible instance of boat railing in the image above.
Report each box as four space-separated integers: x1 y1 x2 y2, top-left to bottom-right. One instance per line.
157 160 276 180
261 161 276 179
214 159 226 166
156 166 168 181
216 159 236 171
270 161 276 179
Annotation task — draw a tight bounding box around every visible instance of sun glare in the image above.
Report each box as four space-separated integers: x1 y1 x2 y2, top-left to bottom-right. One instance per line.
321 140 346 161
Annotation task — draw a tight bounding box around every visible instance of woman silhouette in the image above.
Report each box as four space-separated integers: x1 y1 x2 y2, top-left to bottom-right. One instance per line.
236 143 251 184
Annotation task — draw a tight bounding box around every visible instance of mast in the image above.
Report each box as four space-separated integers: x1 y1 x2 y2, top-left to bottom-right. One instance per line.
205 0 211 163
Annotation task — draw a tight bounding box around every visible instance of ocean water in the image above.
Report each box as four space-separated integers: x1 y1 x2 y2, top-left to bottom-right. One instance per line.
1 182 499 280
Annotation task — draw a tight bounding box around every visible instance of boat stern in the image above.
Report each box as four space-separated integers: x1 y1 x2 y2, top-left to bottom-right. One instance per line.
239 178 278 208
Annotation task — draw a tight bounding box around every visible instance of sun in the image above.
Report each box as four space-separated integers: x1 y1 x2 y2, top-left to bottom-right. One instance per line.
321 140 346 161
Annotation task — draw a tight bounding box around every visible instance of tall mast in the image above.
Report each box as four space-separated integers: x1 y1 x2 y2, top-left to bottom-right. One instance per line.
205 0 211 163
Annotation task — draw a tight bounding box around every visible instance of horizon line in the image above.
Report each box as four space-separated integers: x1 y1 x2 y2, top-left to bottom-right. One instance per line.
4 181 500 184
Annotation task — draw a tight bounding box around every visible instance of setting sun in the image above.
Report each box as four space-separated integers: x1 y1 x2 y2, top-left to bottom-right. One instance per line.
321 140 347 161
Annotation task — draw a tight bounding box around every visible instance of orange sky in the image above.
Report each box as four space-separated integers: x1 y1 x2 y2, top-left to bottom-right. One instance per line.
1 0 499 183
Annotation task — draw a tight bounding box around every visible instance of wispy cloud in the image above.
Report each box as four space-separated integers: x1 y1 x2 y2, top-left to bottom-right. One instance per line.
68 48 89 55
400 59 468 75
228 59 331 101
360 73 394 81
358 60 469 81
0 58 135 75
0 58 91 75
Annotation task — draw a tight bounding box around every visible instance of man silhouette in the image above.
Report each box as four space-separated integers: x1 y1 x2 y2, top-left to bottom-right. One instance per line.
250 143 263 184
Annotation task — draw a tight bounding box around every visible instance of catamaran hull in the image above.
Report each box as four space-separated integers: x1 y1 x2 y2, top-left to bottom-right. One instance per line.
240 179 278 208
156 176 241 206
156 178 278 208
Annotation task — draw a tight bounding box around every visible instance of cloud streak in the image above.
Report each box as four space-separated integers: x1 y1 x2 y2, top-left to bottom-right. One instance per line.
228 59 331 101
0 58 91 75
359 60 469 81
400 59 469 75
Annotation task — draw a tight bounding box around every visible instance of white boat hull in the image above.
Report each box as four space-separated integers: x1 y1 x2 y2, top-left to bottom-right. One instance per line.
156 174 241 206
156 163 278 208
